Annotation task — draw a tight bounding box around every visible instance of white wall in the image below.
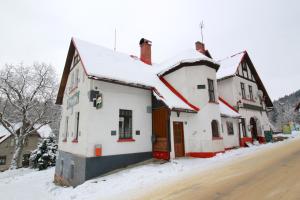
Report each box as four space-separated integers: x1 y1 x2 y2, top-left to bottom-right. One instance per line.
164 65 224 158
58 51 152 157
165 65 219 109
58 53 90 157
221 117 240 148
84 80 152 157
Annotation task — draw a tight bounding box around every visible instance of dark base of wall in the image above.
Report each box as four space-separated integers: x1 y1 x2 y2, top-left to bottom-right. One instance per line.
85 151 152 180
54 151 152 187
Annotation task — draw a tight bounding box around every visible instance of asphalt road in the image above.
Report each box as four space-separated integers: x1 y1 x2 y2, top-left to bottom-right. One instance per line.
138 138 300 200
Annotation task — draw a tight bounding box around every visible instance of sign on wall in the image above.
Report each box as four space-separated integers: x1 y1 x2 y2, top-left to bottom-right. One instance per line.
67 91 80 109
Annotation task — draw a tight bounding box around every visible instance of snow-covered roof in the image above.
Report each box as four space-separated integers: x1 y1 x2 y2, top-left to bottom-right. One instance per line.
219 98 240 118
217 51 245 79
156 49 219 75
73 38 194 111
0 124 53 144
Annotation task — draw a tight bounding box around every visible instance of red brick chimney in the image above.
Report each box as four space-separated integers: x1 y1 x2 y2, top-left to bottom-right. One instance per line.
139 38 152 65
195 41 206 54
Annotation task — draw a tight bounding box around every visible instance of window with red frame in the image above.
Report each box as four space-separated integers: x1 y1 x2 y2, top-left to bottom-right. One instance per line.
119 109 132 139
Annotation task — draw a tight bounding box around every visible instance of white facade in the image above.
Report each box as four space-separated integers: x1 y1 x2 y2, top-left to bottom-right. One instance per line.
221 117 240 148
58 51 152 157
217 55 273 141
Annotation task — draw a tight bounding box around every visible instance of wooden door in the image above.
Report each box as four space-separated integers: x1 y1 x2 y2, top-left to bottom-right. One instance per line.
173 122 185 157
152 107 169 154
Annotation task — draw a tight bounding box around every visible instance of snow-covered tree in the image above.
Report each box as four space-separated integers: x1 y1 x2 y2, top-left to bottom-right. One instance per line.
0 63 58 169
30 136 57 170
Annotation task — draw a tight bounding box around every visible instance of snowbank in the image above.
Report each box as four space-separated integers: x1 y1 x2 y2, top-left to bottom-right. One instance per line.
0 137 298 200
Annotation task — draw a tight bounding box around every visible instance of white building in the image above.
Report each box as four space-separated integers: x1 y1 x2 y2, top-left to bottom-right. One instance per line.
217 51 273 146
54 38 246 186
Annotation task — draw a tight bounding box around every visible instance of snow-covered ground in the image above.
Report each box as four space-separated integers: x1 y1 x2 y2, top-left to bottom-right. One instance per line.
1 136 299 200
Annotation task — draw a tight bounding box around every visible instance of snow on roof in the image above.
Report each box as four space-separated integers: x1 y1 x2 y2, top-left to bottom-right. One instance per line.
73 38 194 111
217 51 245 79
156 49 218 75
34 124 53 138
219 99 240 118
0 124 53 144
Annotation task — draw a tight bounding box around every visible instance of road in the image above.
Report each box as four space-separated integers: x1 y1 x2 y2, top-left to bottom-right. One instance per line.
138 138 300 200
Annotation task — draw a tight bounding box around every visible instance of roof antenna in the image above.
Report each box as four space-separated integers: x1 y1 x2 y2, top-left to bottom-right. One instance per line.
199 21 204 43
114 28 117 51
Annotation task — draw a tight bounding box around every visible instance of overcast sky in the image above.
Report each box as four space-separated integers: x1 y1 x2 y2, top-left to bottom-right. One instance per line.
0 0 299 100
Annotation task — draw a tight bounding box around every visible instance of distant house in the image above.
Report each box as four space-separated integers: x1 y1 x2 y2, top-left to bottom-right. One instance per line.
54 38 243 186
217 51 274 146
0 124 52 171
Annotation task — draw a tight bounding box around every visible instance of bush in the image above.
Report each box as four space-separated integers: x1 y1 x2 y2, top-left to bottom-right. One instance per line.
30 137 57 170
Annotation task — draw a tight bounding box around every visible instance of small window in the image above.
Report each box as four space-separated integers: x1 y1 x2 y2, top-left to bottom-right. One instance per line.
70 163 75 179
0 156 6 165
207 79 215 102
10 138 14 146
241 82 246 99
211 120 219 138
249 85 253 100
63 116 69 141
119 109 132 139
74 112 80 141
60 160 64 176
241 62 249 78
226 121 234 135
241 118 247 137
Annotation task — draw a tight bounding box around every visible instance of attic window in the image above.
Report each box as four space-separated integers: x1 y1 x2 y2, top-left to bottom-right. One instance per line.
241 62 249 78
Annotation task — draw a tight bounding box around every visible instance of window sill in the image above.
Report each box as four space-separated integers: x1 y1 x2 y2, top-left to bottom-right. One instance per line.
117 138 135 142
212 137 223 140
208 101 219 104
72 139 78 143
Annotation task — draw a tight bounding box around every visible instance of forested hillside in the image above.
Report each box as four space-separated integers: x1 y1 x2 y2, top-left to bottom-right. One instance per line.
268 90 300 130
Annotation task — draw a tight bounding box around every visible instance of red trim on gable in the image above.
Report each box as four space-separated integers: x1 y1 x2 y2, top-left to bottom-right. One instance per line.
219 97 239 113
159 77 200 112
71 38 88 75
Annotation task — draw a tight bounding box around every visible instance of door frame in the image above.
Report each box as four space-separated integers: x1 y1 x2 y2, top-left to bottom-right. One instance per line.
172 121 185 157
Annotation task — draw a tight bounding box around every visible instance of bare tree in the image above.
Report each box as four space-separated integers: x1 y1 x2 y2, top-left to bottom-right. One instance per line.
0 63 57 169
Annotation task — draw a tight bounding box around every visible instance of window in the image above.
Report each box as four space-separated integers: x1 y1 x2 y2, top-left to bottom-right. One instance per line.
226 121 234 135
60 159 64 176
70 163 75 179
241 82 246 99
74 112 80 141
207 79 215 102
241 118 247 137
119 109 132 139
211 120 219 138
63 116 69 142
249 85 253 100
0 156 6 165
241 62 249 78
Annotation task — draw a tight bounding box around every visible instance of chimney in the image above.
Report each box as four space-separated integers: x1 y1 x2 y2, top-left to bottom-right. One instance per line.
195 41 206 54
139 38 152 65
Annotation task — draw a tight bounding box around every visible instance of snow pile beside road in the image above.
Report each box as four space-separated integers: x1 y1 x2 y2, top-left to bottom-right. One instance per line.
0 137 298 200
